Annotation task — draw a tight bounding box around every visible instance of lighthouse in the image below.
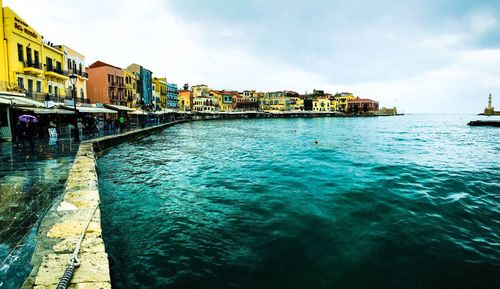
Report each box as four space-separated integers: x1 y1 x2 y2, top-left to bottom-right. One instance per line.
483 93 497 115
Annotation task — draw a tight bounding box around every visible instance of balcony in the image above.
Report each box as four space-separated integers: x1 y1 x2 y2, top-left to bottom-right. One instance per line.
45 66 69 80
75 70 89 79
23 61 43 75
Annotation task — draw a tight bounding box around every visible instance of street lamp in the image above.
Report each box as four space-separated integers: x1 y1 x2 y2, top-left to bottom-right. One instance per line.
69 73 80 141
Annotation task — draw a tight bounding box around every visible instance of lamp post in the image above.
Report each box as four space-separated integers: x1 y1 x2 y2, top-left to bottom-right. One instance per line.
69 73 79 141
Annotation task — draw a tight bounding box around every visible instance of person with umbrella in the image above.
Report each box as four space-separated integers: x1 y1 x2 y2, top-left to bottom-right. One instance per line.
18 115 38 152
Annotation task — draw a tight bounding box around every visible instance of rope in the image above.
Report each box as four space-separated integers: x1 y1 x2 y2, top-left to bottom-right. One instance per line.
56 204 99 289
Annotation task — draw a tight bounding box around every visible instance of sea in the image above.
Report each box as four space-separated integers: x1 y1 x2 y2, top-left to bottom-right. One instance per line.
97 114 499 289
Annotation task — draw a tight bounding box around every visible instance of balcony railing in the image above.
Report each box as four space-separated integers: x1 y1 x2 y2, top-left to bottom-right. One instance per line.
24 61 42 70
45 66 68 76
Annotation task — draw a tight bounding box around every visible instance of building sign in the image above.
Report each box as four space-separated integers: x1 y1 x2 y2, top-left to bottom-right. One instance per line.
65 99 74 106
14 16 38 40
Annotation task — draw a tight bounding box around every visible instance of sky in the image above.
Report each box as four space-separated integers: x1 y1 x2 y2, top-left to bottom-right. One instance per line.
4 0 500 113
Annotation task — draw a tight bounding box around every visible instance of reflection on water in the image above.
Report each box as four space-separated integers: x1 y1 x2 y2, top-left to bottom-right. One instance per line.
0 138 78 289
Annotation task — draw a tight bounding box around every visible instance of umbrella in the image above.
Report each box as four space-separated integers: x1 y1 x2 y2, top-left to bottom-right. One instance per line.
18 114 39 123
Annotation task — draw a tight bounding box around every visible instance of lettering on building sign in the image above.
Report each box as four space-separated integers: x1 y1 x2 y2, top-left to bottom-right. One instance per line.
14 16 38 39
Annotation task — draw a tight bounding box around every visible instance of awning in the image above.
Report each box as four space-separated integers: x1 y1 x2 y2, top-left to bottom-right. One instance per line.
128 109 146 115
104 104 135 112
18 107 75 115
77 107 117 114
0 96 45 107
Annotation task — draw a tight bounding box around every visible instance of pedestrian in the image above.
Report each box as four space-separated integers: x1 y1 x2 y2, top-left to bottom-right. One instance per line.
119 115 125 132
15 120 23 147
25 119 35 152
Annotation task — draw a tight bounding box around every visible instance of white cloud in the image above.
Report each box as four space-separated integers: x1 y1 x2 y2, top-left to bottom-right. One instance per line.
4 0 500 113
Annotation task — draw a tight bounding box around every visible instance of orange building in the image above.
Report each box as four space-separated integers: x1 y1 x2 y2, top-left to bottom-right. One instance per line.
178 89 192 111
86 60 125 105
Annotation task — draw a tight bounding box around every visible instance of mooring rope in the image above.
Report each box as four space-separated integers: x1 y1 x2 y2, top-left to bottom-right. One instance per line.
56 203 99 289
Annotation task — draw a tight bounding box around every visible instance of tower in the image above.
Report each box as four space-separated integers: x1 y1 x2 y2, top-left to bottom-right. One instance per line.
484 93 494 115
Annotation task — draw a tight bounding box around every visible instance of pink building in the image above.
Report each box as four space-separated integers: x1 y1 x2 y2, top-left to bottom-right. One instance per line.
86 61 125 105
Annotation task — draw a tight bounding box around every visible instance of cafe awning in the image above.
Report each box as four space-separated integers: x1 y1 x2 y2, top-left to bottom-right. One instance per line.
77 106 117 114
104 104 135 112
18 107 75 115
0 95 45 107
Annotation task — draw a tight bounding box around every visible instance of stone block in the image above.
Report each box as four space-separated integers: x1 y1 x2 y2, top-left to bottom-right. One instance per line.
34 252 111 286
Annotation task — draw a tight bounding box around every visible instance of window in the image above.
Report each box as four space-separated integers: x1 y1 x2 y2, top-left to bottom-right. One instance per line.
36 81 42 93
26 47 32 64
79 63 82 74
56 61 61 72
54 86 59 97
27 79 33 93
46 57 53 71
17 77 23 88
67 59 72 70
80 88 84 99
17 44 23 61
34 51 39 66
48 84 52 95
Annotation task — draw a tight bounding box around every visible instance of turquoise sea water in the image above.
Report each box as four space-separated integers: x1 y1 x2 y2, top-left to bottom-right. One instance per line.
97 115 499 289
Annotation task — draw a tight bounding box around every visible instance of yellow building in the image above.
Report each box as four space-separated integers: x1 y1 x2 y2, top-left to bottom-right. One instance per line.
124 69 137 108
313 97 331 111
158 77 167 109
55 45 87 103
289 96 304 111
335 92 356 113
330 98 339 112
0 3 68 101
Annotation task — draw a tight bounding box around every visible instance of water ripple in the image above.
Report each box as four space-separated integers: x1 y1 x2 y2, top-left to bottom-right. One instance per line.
98 115 500 289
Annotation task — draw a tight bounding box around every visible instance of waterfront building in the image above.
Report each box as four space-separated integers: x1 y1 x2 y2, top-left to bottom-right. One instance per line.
289 95 304 111
193 96 218 112
192 84 210 98
152 77 166 110
0 4 68 102
347 98 379 114
335 92 356 113
167 82 178 110
124 68 138 108
313 96 331 111
330 98 339 112
178 86 192 111
86 61 125 105
233 90 259 111
126 64 152 108
211 90 235 111
55 45 88 104
259 91 297 111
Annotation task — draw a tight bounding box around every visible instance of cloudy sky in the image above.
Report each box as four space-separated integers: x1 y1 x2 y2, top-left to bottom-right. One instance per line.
5 0 500 113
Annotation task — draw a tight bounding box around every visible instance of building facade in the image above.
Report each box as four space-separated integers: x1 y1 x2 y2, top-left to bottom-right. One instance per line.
167 83 178 109
86 61 125 105
124 68 138 108
313 97 330 111
347 98 379 114
55 45 88 103
0 5 69 102
127 64 152 108
335 92 356 113
178 88 192 111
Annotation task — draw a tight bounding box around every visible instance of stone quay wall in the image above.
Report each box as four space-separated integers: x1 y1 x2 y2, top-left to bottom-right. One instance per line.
22 121 185 289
